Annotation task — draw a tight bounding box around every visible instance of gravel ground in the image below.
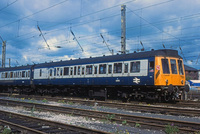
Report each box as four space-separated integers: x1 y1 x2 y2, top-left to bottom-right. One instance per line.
0 105 164 134
1 96 199 133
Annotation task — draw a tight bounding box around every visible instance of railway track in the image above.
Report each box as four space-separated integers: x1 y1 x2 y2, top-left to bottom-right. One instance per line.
0 109 109 134
1 93 200 116
0 98 199 133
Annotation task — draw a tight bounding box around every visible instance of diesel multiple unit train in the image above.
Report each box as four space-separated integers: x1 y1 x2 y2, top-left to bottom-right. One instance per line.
0 49 189 101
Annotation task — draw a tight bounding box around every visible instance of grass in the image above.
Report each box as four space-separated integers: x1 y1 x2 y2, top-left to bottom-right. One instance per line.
165 123 179 134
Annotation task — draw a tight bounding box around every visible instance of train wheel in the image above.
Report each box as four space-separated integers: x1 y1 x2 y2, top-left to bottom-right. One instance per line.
122 93 128 102
164 92 171 102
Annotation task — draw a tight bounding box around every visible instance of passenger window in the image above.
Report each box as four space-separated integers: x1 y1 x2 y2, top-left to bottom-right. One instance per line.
49 69 52 76
74 67 77 75
130 61 140 73
2 73 5 78
78 66 81 75
124 63 129 73
86 65 93 75
64 67 69 75
70 67 73 75
28 71 30 77
178 60 184 75
170 59 177 74
114 63 122 73
108 65 112 74
22 71 26 77
57 68 60 76
94 66 98 74
10 72 13 78
5 72 7 78
60 68 63 76
82 67 85 75
162 59 170 74
54 68 56 76
149 61 154 72
99 64 107 74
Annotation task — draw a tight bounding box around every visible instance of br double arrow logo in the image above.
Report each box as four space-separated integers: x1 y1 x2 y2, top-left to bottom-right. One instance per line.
133 77 140 84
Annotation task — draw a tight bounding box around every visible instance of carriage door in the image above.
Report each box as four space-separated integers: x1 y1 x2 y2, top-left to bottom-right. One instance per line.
148 60 154 85
30 66 35 88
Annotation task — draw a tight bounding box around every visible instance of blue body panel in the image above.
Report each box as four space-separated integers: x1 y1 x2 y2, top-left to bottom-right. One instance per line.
33 76 154 86
0 80 30 86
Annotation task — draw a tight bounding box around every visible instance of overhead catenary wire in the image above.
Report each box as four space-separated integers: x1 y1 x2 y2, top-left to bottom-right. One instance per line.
3 0 177 41
37 25 50 50
0 0 69 29
0 0 18 12
0 0 199 67
100 33 113 55
70 29 84 52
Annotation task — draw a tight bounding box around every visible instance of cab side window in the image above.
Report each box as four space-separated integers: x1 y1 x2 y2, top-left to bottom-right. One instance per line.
170 59 177 74
162 59 170 74
178 60 184 75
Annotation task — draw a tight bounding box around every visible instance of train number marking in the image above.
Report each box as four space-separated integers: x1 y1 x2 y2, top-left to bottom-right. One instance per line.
156 65 160 70
133 77 140 84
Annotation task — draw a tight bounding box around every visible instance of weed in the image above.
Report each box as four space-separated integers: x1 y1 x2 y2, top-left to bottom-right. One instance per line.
1 126 11 134
67 101 73 105
106 114 115 123
85 116 89 121
31 105 35 117
165 123 179 134
135 123 141 128
58 100 65 103
122 120 127 125
42 98 48 103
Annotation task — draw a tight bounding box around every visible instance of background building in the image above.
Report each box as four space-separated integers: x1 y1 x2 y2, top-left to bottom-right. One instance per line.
184 65 198 80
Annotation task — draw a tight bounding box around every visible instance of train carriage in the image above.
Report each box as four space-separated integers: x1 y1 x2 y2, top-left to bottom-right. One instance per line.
0 49 189 101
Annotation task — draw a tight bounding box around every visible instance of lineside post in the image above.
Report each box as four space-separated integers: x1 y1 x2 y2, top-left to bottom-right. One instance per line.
2 41 6 68
121 5 126 54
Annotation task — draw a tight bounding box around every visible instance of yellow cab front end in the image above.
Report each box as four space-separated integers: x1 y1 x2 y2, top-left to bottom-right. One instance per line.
154 56 189 101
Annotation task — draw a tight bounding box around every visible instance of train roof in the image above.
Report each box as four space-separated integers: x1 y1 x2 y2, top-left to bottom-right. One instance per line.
0 49 182 70
0 65 32 72
34 49 182 68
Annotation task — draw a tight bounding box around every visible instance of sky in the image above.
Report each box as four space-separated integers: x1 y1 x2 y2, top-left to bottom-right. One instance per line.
0 0 199 69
